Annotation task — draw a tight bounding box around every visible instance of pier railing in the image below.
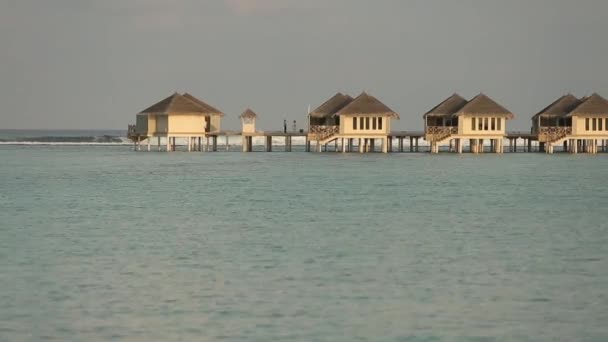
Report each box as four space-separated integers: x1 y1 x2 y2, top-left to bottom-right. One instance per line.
310 125 339 141
538 126 572 142
425 126 458 142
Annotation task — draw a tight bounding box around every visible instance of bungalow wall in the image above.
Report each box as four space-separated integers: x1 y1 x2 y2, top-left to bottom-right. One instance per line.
572 116 608 136
340 116 391 136
167 114 207 136
458 116 506 136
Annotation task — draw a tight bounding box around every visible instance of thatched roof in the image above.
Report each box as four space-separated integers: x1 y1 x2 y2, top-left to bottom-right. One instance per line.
239 108 257 119
532 94 581 120
139 93 210 114
336 92 399 118
566 93 608 117
454 93 514 119
309 93 353 118
423 93 468 118
182 93 224 116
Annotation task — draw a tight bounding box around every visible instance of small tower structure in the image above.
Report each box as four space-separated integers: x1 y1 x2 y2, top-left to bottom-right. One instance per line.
240 108 258 152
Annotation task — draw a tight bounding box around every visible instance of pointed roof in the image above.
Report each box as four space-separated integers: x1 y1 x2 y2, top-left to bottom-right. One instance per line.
139 93 212 114
566 93 608 117
182 93 224 116
336 92 399 118
455 93 514 119
532 94 581 120
239 108 257 119
309 93 353 118
423 93 468 118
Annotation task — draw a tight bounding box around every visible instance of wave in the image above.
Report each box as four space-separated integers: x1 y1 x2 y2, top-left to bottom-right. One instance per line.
0 135 130 145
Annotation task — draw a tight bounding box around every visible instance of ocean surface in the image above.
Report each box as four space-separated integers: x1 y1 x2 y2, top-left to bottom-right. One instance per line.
1 141 608 341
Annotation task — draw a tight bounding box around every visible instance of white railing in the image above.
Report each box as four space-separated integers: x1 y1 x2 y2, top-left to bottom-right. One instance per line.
425 126 457 142
310 125 339 141
538 127 572 142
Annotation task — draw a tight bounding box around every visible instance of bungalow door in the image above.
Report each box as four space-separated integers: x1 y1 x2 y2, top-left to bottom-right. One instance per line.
205 117 211 132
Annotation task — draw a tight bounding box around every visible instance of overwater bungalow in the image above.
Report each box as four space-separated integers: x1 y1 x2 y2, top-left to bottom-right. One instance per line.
308 92 399 153
533 93 608 153
424 93 514 153
128 92 224 151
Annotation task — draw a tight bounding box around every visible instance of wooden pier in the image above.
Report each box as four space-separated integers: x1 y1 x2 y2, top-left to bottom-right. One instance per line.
126 129 603 154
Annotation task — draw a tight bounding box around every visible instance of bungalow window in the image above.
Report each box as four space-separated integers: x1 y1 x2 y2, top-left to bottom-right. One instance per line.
471 118 476 131
484 118 489 131
592 118 597 131
585 118 590 131
599 118 603 131
378 117 383 130
365 117 370 130
353 117 357 130
497 118 502 130
491 118 496 130
372 117 377 130
360 117 365 130
478 118 483 131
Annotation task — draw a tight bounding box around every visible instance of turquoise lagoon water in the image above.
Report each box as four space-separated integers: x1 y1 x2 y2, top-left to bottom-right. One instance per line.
1 145 607 341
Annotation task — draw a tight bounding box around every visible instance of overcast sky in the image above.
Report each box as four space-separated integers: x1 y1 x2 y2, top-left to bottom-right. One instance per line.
2 0 608 131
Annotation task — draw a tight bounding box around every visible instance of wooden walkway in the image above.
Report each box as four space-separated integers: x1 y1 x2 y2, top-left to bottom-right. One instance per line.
130 129 607 153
